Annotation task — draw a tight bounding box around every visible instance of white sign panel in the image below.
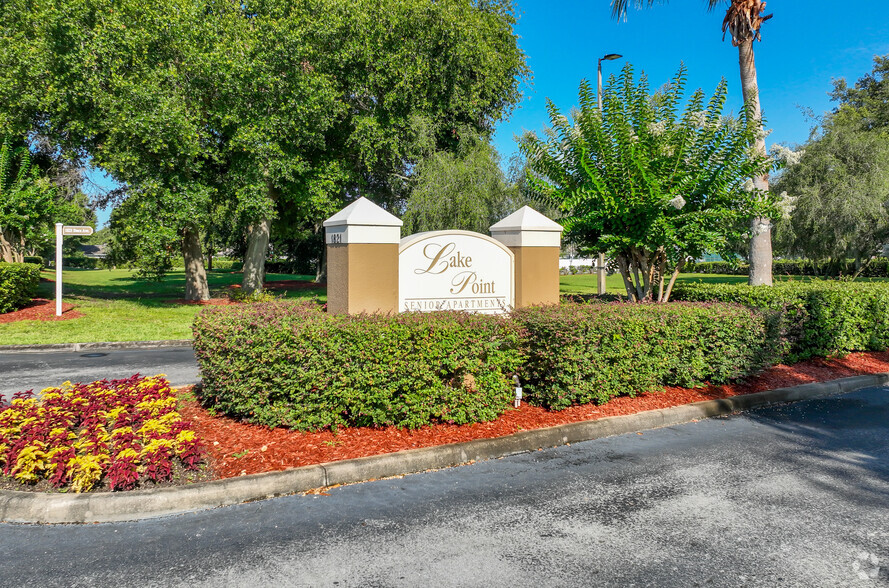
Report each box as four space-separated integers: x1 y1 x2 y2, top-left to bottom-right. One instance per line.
399 230 514 314
62 225 94 236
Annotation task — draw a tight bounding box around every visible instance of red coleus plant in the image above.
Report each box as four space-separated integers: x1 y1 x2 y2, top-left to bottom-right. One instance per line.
0 375 206 492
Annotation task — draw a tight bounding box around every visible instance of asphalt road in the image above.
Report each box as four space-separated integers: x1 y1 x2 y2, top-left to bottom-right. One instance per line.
1 387 888 587
0 347 200 396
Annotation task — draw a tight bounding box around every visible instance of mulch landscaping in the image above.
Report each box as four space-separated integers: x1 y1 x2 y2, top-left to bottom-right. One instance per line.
0 299 83 323
178 350 889 480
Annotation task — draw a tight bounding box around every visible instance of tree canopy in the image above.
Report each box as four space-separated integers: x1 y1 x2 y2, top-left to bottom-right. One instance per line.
520 64 774 301
0 0 529 296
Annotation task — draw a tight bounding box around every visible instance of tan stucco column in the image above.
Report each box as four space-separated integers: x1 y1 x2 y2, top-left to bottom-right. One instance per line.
323 197 402 315
490 206 563 308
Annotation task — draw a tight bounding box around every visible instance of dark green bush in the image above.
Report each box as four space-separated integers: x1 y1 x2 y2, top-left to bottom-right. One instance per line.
514 303 778 409
0 262 41 313
210 259 243 271
193 302 525 431
23 256 44 266
673 281 889 358
686 259 889 277
63 256 100 269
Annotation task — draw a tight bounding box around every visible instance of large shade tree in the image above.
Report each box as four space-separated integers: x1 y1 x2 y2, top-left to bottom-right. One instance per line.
520 65 774 302
611 0 775 286
0 0 528 297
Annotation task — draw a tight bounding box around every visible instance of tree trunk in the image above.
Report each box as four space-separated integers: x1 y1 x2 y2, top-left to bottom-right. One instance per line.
0 232 14 263
182 227 210 301
241 217 272 294
739 38 773 286
315 234 327 283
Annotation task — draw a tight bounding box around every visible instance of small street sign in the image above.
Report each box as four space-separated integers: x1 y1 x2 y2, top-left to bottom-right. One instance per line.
62 225 94 236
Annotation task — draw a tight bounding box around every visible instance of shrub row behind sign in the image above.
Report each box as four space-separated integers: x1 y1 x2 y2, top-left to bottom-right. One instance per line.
193 301 778 431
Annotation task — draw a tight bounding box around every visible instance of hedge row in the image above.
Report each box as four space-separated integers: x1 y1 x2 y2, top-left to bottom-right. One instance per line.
193 300 777 430
672 281 889 359
0 262 41 313
687 259 889 277
514 303 778 409
194 303 525 431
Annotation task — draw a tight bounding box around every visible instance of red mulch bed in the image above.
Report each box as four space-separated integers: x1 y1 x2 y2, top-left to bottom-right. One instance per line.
228 279 326 292
177 350 889 480
0 299 83 323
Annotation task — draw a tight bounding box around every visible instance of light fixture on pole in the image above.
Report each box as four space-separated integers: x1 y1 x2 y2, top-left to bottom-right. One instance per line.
595 53 623 296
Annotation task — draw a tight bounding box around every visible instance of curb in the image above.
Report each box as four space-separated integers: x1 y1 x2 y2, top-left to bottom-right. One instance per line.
1 372 887 524
0 340 193 353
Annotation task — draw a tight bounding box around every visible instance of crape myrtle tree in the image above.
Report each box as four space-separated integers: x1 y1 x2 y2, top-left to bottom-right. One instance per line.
611 0 776 286
520 65 775 302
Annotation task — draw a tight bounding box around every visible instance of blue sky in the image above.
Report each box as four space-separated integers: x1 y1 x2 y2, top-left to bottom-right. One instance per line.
93 0 889 227
493 0 889 166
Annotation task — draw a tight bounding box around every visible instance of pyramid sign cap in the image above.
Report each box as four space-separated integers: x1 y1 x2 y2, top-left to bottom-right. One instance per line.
490 206 562 232
323 197 403 228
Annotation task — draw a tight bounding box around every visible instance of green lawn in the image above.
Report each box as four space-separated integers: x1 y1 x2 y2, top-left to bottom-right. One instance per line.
6 268 884 346
0 269 325 345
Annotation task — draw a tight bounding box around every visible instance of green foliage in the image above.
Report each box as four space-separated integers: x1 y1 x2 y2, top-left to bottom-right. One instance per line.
773 56 889 268
0 262 40 313
830 55 889 132
402 137 526 235
688 259 889 277
23 256 44 266
520 64 775 301
192 302 525 431
672 281 889 359
0 136 56 261
515 302 777 409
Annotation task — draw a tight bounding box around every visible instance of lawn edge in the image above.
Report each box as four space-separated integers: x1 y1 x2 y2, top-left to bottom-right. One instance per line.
1 372 886 524
0 340 192 353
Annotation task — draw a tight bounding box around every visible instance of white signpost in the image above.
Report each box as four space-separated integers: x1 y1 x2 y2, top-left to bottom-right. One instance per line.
399 230 515 314
55 223 94 316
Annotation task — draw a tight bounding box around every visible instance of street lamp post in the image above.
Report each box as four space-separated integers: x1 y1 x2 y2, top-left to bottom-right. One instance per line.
596 53 622 295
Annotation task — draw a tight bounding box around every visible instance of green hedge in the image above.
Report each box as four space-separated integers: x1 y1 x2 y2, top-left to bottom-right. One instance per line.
210 259 243 271
514 303 778 410
193 302 525 431
194 300 787 430
673 281 889 359
23 256 44 266
687 259 889 277
0 262 41 313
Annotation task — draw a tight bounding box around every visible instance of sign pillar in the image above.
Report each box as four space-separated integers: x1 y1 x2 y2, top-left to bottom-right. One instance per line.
323 197 402 315
490 206 563 308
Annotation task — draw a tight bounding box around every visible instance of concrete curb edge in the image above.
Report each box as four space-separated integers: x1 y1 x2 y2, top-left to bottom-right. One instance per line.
2 372 887 524
0 340 193 353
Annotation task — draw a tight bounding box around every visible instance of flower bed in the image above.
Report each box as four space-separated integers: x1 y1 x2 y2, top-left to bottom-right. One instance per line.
178 350 889 479
0 375 207 492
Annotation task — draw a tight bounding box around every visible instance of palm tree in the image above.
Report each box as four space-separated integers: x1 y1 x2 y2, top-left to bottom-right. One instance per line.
610 0 774 286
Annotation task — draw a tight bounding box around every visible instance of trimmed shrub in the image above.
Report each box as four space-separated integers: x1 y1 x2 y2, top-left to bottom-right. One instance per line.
211 259 243 271
0 262 41 313
23 256 44 266
514 302 778 410
64 256 100 269
673 281 889 358
193 302 525 431
686 259 889 277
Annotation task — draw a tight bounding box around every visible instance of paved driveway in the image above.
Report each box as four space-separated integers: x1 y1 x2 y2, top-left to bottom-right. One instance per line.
0 387 887 587
0 347 200 397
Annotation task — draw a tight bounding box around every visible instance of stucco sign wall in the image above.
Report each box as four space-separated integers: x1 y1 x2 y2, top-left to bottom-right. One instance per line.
399 230 515 314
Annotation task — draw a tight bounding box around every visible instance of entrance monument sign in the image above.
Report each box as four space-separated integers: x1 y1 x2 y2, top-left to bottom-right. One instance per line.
399 231 514 314
323 198 563 315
